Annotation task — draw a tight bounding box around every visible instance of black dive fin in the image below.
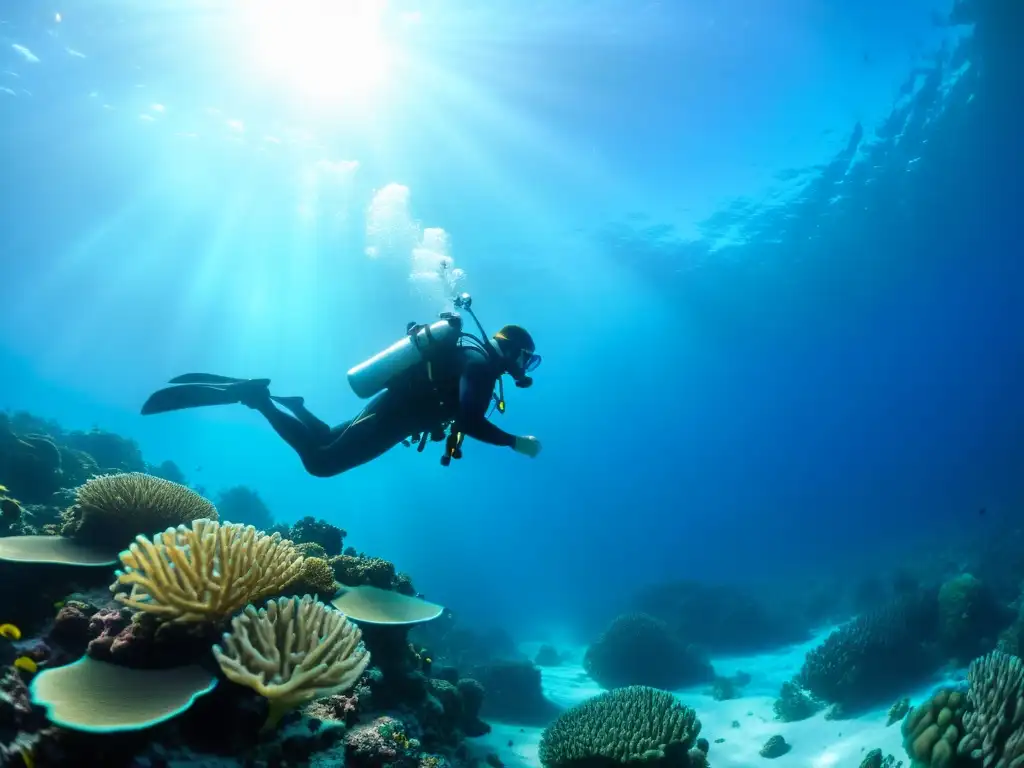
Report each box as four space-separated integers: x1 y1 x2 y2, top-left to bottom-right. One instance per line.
141 379 271 416
168 372 249 385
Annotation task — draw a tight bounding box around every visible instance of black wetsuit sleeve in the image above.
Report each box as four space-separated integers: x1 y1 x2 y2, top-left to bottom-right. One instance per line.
458 358 517 448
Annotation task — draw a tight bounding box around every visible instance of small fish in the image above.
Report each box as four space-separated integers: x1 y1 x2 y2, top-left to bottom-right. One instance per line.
0 623 22 641
979 507 986 516
13 656 37 674
53 600 65 609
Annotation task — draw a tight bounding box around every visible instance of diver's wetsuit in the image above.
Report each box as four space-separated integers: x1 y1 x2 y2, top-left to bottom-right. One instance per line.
249 346 517 477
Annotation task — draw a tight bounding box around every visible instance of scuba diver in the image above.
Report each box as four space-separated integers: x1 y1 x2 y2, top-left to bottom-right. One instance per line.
139 293 543 477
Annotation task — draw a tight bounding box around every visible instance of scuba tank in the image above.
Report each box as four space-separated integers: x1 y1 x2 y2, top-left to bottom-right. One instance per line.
347 315 463 399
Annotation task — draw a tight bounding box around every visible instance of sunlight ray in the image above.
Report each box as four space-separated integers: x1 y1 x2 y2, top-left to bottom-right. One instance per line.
162 189 259 368
44 195 210 367
9 180 165 325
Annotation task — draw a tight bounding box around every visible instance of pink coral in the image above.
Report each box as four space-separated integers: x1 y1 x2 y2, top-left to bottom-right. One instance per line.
85 607 131 658
345 716 406 765
306 692 360 725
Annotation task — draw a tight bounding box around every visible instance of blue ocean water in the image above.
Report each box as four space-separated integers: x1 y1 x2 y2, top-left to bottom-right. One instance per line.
0 0 1019 655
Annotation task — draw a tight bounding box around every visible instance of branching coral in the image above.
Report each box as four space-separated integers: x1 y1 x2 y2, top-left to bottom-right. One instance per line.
212 594 370 729
959 650 1024 767
62 472 217 549
113 519 304 623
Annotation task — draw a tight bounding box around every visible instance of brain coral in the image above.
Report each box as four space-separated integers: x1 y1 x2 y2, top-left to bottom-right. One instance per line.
61 472 217 549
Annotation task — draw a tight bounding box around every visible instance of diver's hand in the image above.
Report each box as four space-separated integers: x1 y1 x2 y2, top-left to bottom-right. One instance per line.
514 435 542 458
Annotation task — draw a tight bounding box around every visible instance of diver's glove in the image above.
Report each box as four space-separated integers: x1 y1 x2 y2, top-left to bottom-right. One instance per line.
514 435 542 458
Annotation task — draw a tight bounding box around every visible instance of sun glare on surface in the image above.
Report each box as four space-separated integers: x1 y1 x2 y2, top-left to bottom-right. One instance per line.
239 0 394 109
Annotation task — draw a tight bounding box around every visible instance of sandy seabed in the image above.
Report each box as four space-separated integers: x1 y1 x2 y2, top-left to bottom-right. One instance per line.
469 630 963 767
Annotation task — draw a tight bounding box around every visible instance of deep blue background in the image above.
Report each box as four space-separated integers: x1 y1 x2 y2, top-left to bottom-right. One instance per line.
0 0 1019 641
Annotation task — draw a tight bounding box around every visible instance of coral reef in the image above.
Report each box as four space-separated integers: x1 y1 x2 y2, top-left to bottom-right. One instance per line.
773 681 825 722
936 573 1012 663
0 558 114 636
295 541 329 559
0 416 63 504
0 664 56 765
62 427 145 474
887 696 910 727
144 459 188 486
538 685 701 768
796 592 940 711
710 671 751 701
0 409 498 768
213 594 370 729
113 519 304 622
214 485 275 530
533 644 561 667
455 678 490 737
290 515 346 557
630 579 809 654
293 556 340 598
959 650 1024 767
861 749 903 768
470 658 561 725
584 612 714 691
60 472 218 550
900 687 969 768
331 553 401 590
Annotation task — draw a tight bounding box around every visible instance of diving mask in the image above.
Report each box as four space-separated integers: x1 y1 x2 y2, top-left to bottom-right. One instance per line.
510 348 541 388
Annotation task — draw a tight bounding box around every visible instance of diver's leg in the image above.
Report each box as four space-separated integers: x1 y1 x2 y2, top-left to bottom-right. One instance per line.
246 397 330 460
299 395 421 478
273 397 332 441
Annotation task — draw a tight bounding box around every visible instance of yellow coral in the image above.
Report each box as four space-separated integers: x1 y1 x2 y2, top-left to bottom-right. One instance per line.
113 519 304 623
294 542 328 559
212 594 370 730
0 623 21 640
14 656 37 674
298 556 339 597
